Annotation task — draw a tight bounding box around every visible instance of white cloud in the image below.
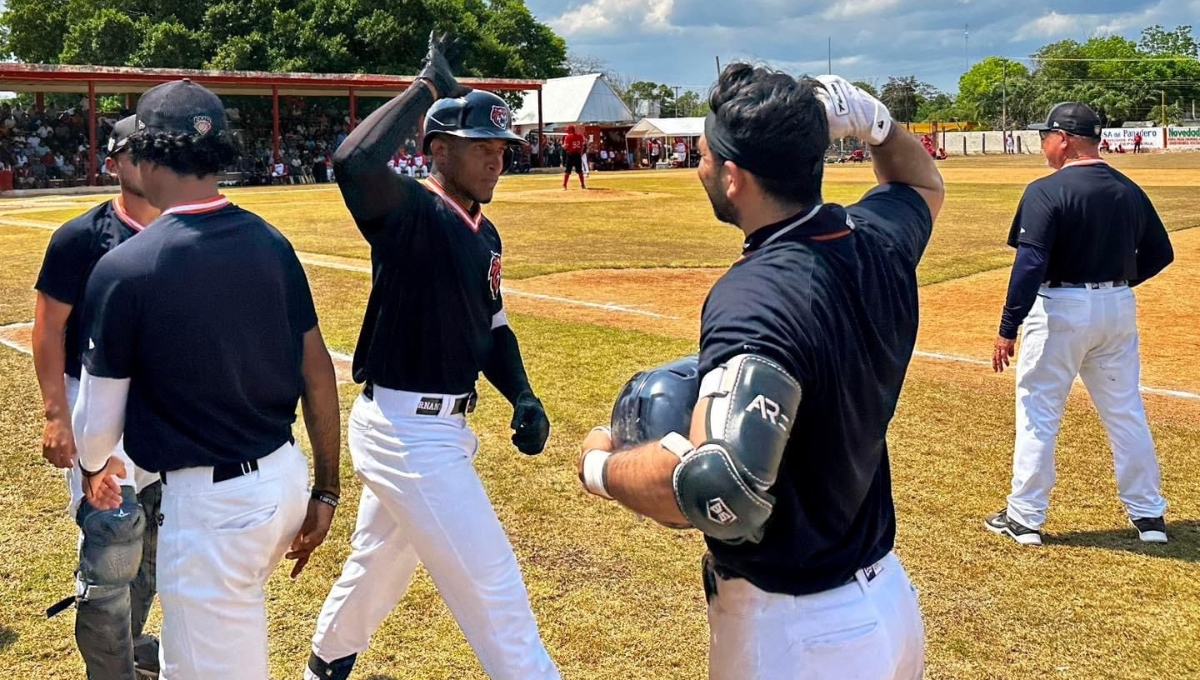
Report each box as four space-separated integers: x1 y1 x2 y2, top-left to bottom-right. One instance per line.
822 0 902 20
1013 11 1076 41
550 0 676 37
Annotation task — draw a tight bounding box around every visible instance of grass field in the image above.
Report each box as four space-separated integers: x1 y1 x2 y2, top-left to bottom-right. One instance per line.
1 153 1199 679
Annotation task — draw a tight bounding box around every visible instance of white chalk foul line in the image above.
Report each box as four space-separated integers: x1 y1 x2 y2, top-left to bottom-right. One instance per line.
1 320 1198 401
0 321 33 356
913 349 1200 401
295 254 675 320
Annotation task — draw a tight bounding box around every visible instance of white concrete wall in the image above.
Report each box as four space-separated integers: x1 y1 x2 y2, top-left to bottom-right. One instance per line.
940 130 1041 155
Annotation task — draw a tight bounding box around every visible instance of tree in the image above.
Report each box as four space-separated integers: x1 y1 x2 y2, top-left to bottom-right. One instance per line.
880 76 937 123
956 57 1032 126
624 81 675 116
851 81 879 98
1139 25 1198 57
59 8 140 66
565 53 609 76
675 90 709 117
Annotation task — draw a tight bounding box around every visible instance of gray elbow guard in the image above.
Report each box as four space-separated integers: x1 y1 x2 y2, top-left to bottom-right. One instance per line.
672 354 801 544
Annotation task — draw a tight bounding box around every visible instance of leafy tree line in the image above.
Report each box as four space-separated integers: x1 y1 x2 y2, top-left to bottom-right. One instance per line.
877 25 1200 128
0 0 568 83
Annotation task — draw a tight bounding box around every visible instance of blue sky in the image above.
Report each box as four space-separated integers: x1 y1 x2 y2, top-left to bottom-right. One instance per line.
525 0 1200 94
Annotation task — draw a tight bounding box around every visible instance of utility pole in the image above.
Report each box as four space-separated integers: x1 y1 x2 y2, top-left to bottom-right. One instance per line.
964 24 970 72
828 37 832 74
1002 58 1008 150
1162 89 1167 124
673 85 682 117
715 56 721 79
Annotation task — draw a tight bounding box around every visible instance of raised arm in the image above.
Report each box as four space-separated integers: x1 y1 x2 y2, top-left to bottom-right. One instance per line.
333 33 470 226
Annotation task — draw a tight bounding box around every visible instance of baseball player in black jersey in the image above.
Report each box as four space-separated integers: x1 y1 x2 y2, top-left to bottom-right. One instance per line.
34 115 162 679
306 35 557 680
73 80 342 679
578 66 943 679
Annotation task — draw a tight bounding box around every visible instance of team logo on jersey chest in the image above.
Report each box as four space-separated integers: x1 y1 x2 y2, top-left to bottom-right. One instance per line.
488 251 502 300
490 105 509 129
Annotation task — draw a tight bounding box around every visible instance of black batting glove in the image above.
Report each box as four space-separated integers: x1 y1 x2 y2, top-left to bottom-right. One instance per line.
511 393 550 455
419 32 471 100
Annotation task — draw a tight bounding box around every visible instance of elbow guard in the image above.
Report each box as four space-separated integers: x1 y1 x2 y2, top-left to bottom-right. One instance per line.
672 354 801 544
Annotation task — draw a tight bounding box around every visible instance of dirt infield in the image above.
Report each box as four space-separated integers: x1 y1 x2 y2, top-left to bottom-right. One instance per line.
494 187 672 203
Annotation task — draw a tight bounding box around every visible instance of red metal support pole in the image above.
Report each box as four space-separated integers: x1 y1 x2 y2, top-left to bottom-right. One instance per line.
349 88 357 131
537 86 544 166
35 92 44 113
87 81 97 186
272 85 281 162
124 93 133 111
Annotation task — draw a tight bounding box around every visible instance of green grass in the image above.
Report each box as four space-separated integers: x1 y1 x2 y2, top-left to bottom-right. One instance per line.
1 157 1198 678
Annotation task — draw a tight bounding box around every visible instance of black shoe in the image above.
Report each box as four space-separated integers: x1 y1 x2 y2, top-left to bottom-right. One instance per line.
984 509 1043 546
1131 516 1168 543
306 652 358 680
134 635 159 678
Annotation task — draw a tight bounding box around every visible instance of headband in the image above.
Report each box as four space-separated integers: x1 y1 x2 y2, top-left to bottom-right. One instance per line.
704 111 821 180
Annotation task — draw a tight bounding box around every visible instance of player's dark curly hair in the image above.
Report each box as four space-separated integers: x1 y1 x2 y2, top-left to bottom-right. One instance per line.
129 130 239 178
708 63 828 206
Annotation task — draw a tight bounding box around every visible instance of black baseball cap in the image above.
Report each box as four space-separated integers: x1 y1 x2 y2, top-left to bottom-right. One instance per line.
135 78 228 138
1028 102 1102 139
107 115 137 156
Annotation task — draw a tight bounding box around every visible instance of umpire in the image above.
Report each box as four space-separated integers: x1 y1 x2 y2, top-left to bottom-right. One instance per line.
988 102 1174 546
578 66 944 679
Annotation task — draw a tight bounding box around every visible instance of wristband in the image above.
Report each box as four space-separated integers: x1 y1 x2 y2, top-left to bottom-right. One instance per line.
580 449 613 499
415 77 439 100
311 490 339 509
80 458 109 478
659 432 696 460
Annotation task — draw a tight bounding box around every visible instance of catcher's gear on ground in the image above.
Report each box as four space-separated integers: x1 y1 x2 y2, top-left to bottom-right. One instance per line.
419 32 471 100
672 354 802 544
609 354 700 450
423 90 527 153
811 75 893 146
77 486 146 586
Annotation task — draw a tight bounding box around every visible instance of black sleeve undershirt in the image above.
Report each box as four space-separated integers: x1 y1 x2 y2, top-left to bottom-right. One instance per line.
482 325 533 404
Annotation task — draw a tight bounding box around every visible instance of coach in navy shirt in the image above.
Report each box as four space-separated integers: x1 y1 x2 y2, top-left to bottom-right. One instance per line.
71 79 342 680
578 68 943 679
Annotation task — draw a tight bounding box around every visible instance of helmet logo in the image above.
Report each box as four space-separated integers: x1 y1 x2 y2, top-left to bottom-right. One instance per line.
490 105 509 129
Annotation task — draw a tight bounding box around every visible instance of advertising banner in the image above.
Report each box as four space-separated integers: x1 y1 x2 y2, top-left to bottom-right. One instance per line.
1167 126 1200 149
1101 127 1165 149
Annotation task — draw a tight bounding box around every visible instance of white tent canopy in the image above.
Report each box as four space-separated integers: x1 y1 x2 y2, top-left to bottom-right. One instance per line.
513 74 633 127
626 117 705 138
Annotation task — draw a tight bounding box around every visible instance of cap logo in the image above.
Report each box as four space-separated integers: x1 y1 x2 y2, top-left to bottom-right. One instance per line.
137 119 146 130
193 115 213 136
490 105 509 129
107 138 116 152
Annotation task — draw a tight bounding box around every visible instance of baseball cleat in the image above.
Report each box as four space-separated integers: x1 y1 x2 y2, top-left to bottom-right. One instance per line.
1131 516 1168 543
134 635 160 678
985 509 1043 546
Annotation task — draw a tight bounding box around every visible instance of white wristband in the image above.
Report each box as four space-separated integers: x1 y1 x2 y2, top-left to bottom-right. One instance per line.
660 432 696 460
581 449 613 499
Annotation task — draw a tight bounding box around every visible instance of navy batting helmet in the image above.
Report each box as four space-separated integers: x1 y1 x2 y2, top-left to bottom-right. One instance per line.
610 354 700 450
423 90 527 153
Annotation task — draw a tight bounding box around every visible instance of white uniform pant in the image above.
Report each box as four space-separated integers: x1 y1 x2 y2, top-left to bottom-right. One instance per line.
311 392 558 679
65 375 158 514
1008 285 1167 530
156 442 308 680
708 552 924 680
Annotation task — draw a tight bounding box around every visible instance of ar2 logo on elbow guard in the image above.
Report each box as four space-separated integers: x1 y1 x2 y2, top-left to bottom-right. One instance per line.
745 394 789 430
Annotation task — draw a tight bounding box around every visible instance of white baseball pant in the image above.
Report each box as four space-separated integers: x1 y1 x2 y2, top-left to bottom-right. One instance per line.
707 552 925 680
156 442 308 680
311 389 559 680
64 375 158 514
1007 285 1168 530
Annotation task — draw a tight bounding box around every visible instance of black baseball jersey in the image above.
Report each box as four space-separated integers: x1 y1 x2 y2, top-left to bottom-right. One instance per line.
1006 160 1173 284
351 175 506 394
34 198 144 379
699 185 932 597
80 197 318 473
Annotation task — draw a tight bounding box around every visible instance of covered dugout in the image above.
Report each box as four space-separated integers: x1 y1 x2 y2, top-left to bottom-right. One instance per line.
0 63 544 187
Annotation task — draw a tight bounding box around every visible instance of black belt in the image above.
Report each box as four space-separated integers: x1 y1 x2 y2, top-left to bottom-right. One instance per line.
1047 280 1128 289
161 459 258 485
362 383 477 416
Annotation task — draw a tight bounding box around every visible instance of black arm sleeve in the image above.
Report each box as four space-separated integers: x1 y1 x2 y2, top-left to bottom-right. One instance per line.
998 244 1049 340
482 325 533 404
1131 195 1174 286
333 82 436 235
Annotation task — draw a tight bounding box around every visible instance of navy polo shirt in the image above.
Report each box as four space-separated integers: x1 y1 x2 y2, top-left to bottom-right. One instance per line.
1006 161 1171 284
80 197 318 473
34 199 144 379
699 184 932 596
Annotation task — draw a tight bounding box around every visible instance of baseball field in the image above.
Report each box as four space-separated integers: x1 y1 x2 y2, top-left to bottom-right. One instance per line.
1 153 1198 679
